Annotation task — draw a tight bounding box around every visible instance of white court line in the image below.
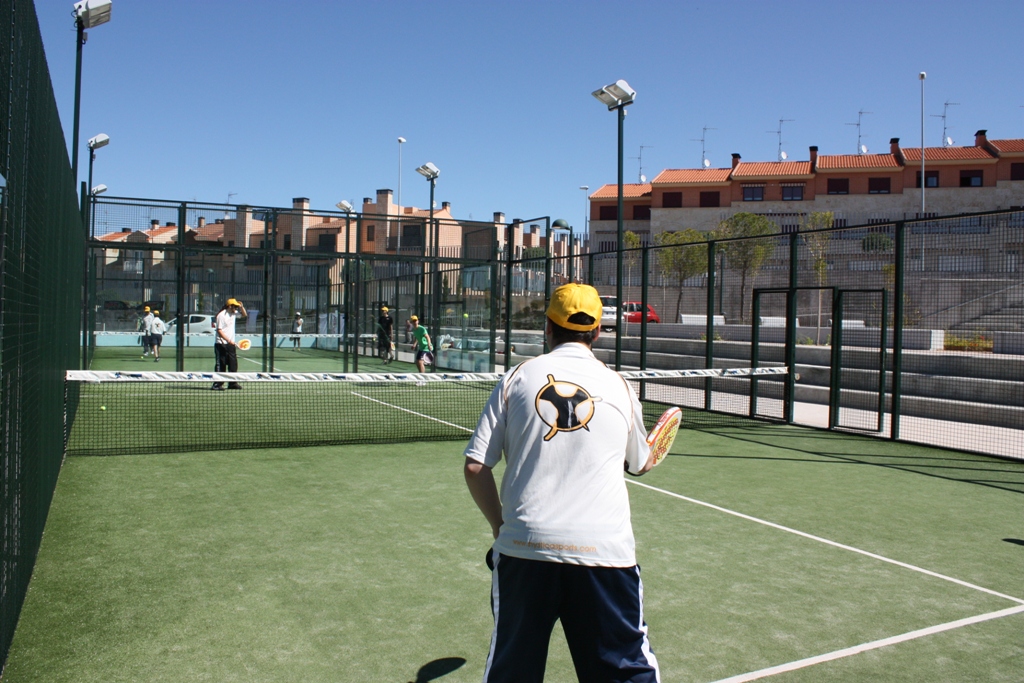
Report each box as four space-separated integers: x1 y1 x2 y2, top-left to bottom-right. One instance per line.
626 480 1024 605
352 392 474 433
240 356 276 371
710 604 1024 683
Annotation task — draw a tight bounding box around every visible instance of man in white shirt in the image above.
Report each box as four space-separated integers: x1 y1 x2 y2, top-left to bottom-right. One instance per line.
212 298 247 390
140 306 154 357
464 283 660 683
150 310 166 362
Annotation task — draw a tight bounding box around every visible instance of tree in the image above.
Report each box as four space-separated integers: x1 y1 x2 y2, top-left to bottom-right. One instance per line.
716 213 776 323
861 232 893 253
654 229 708 322
521 246 546 271
799 211 834 343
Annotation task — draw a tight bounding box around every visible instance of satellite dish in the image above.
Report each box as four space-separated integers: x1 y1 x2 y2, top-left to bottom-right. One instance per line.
860 144 868 154
640 174 647 183
946 137 954 146
703 159 711 168
780 151 788 160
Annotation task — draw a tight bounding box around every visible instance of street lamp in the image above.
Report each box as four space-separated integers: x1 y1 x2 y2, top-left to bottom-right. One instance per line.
552 218 574 283
592 79 636 370
416 162 440 369
71 0 112 189
336 200 353 254
579 185 589 237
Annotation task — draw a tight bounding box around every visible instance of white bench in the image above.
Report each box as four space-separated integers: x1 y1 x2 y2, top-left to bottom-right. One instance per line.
680 314 726 326
830 319 866 328
759 316 798 327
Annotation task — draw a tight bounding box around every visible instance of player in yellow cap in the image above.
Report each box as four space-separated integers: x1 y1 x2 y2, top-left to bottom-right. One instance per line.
409 315 433 372
463 283 660 681
212 298 247 390
377 305 394 364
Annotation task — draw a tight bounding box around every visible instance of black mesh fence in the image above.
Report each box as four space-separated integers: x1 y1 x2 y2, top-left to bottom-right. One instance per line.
0 0 85 671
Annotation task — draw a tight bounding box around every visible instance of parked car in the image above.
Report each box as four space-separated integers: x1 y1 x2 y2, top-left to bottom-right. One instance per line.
601 301 660 328
166 314 215 334
101 300 131 310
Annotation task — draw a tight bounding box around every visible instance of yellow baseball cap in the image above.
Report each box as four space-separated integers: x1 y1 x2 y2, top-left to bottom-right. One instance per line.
226 298 242 307
154 310 160 316
410 315 418 321
381 306 389 312
546 283 602 331
143 306 150 312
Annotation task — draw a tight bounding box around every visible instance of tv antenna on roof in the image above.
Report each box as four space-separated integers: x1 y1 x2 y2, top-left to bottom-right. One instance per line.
631 144 653 183
768 118 794 161
931 100 959 146
845 109 873 154
225 192 237 219
691 125 717 168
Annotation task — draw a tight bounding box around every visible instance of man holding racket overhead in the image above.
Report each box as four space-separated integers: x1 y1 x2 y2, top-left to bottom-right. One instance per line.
464 283 660 683
212 298 247 391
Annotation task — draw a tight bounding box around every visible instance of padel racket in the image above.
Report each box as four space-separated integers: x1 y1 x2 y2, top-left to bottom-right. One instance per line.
646 406 682 466
237 338 251 351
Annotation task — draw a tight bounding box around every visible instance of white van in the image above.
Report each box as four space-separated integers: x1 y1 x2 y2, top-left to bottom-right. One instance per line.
166 314 216 335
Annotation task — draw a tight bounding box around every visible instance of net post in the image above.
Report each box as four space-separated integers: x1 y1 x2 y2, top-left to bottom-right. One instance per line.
750 290 762 418
640 245 649 374
878 289 889 432
705 240 717 411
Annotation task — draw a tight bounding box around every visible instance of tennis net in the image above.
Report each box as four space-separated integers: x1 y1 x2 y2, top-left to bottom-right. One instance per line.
64 367 788 456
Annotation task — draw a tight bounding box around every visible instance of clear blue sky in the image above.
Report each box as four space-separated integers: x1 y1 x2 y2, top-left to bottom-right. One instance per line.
37 0 1024 233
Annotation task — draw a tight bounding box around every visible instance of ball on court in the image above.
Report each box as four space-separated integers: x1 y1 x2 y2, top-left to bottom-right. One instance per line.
463 313 469 318
100 406 106 411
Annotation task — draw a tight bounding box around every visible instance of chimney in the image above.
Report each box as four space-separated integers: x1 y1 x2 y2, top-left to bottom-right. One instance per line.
376 189 393 212
292 197 309 211
363 197 372 205
442 201 451 211
975 129 988 147
809 146 818 169
166 221 176 227
197 217 206 228
890 138 905 165
151 219 160 228
121 227 131 233
731 153 741 169
493 212 505 224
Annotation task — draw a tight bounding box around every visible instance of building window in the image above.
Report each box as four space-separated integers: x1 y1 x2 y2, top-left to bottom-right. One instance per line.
598 240 615 253
781 186 804 201
915 170 939 188
402 224 423 247
699 192 720 208
827 178 849 194
283 234 291 250
1012 163 1024 181
868 177 891 194
959 170 983 187
632 205 651 220
743 186 764 201
366 225 375 241
318 233 336 250
662 192 682 208
599 206 618 220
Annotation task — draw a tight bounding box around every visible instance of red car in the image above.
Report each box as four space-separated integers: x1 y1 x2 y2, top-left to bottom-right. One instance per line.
601 301 660 327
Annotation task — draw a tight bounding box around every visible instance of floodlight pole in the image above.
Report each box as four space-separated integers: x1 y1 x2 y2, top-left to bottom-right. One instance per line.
920 72 926 214
614 105 627 370
72 20 85 187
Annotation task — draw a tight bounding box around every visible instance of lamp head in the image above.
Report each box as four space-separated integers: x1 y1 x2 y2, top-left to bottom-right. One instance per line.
91 184 107 195
580 185 589 191
74 0 112 28
552 219 570 230
397 137 406 144
336 200 353 213
88 133 110 150
592 79 636 110
919 71 927 80
416 162 440 180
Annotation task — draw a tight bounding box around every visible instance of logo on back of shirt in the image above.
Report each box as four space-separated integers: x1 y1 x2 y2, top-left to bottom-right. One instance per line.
535 374 601 441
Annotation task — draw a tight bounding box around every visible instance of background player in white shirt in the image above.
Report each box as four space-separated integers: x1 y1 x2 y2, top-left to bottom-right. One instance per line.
464 283 660 683
150 310 166 362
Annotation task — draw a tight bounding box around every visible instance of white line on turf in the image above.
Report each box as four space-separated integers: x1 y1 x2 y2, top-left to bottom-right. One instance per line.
708 604 1024 683
625 480 1024 605
352 392 473 432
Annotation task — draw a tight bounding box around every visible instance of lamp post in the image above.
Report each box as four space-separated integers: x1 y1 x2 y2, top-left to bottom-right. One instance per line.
592 79 636 370
416 162 440 369
71 0 112 189
579 185 589 238
552 218 573 284
397 137 406 262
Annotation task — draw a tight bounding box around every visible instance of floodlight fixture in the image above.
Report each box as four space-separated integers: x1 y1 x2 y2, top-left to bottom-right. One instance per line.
336 200 353 212
88 133 109 150
552 219 569 229
74 0 112 29
397 137 406 144
416 162 440 180
91 184 107 195
591 79 636 111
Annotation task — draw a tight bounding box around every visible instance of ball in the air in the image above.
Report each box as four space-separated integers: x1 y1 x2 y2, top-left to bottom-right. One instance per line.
463 313 469 318
100 406 106 411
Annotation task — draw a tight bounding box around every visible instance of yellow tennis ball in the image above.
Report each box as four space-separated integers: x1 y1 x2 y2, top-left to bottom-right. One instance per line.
100 406 106 411
463 313 469 318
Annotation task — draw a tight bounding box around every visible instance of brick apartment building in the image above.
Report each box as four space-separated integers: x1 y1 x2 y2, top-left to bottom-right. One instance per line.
588 129 1024 251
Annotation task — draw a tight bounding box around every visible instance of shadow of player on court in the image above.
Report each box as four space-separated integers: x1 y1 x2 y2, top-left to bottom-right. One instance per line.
407 657 466 682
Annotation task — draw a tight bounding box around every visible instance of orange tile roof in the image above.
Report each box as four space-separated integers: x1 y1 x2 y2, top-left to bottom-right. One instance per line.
652 168 732 184
590 183 652 199
731 161 813 178
901 146 995 162
195 223 226 241
816 154 900 171
98 231 131 242
989 139 1024 154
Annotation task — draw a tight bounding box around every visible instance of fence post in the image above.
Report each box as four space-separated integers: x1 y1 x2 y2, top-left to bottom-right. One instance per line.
640 245 649 373
890 221 905 439
176 203 187 371
785 233 799 424
489 228 499 372
705 240 717 411
505 224 514 371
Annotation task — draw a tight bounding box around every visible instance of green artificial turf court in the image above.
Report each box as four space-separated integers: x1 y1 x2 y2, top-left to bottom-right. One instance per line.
3 422 1023 682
